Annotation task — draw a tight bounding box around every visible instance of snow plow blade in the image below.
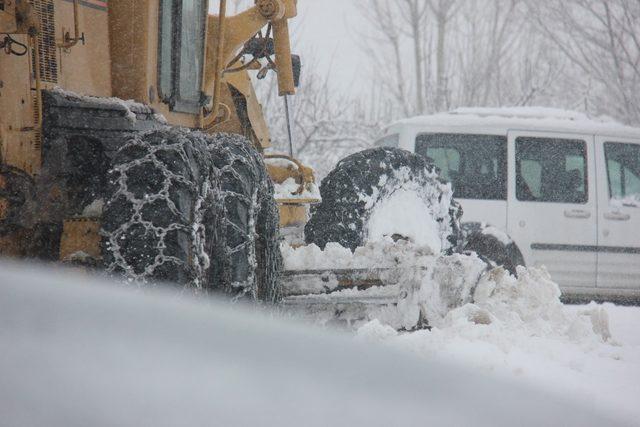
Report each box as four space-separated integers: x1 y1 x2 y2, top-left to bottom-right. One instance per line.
279 252 491 329
281 267 420 297
281 267 407 325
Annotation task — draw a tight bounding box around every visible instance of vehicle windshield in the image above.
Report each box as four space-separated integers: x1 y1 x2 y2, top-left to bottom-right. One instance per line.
415 133 507 200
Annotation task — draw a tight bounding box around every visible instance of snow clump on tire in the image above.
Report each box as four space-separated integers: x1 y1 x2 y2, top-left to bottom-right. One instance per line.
305 147 462 254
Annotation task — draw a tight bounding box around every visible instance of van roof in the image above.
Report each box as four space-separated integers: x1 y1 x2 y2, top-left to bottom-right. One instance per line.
391 107 640 140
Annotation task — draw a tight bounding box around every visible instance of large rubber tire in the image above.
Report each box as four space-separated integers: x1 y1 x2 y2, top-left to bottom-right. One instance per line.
461 222 525 276
204 133 282 302
305 147 462 253
101 128 281 302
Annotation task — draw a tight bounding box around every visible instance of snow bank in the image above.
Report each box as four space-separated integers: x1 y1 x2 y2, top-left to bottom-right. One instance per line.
281 236 638 425
284 239 611 343
355 266 640 425
0 261 622 426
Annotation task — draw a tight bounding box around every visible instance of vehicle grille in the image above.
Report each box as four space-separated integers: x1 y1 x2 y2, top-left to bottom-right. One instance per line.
30 0 58 83
32 96 41 153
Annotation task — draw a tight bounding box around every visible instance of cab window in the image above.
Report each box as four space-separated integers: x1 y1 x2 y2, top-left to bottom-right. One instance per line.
605 142 640 203
515 137 587 204
158 0 207 113
415 133 507 200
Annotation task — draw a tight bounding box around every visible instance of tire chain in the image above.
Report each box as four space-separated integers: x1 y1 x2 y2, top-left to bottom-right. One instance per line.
102 128 279 299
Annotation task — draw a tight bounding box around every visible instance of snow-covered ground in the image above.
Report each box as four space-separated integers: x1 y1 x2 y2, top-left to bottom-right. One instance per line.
357 302 640 426
0 260 633 426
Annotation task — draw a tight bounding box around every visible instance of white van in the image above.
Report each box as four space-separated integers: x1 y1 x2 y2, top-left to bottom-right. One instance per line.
379 107 640 302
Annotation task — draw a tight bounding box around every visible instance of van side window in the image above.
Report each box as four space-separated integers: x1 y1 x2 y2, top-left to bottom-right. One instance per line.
375 134 400 148
604 142 640 203
515 137 587 204
158 0 207 113
415 134 507 200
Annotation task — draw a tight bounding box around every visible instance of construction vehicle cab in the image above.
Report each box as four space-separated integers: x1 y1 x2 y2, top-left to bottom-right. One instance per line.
0 0 311 299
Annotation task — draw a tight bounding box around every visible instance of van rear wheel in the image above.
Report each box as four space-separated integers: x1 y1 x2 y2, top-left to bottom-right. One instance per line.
461 223 524 275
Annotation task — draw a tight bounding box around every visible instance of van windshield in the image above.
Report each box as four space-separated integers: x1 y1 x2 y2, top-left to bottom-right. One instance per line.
415 133 507 200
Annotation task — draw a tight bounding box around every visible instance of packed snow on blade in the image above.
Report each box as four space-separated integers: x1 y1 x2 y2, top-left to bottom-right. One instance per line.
281 239 612 341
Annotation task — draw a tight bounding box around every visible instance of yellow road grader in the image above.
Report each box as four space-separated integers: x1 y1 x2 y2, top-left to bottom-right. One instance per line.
0 0 322 299
0 0 472 320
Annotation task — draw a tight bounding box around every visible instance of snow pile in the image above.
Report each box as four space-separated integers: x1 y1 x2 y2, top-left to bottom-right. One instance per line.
283 239 612 345
273 177 321 200
355 269 640 424
0 261 622 426
264 157 321 201
480 224 512 245
281 241 637 424
356 164 455 253
282 238 436 271
455 266 610 341
394 252 488 329
282 240 489 330
366 189 442 252
357 261 611 341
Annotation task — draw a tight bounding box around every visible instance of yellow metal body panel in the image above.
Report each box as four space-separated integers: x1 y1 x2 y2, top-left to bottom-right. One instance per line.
56 0 112 97
0 0 112 175
0 44 38 173
109 0 200 128
225 71 271 149
59 218 101 261
279 204 307 228
0 231 27 257
0 0 313 262
0 2 18 33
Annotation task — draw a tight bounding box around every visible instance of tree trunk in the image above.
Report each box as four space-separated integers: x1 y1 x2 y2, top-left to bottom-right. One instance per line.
435 12 447 112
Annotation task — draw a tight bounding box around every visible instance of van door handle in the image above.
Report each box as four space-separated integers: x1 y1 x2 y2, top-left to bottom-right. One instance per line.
604 212 630 221
564 209 591 219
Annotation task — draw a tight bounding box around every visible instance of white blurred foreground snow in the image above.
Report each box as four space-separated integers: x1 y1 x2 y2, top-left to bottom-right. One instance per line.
0 261 636 426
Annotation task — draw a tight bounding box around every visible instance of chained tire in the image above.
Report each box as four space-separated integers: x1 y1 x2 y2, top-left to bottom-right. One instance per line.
305 147 462 253
101 128 282 302
461 222 525 276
